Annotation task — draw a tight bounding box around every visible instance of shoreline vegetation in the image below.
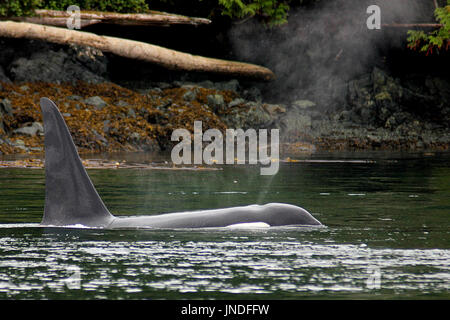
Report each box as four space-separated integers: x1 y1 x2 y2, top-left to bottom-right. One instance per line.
0 79 448 160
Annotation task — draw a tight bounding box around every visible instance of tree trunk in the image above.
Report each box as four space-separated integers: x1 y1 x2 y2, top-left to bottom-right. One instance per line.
33 9 211 26
0 21 275 81
382 23 444 28
8 16 101 28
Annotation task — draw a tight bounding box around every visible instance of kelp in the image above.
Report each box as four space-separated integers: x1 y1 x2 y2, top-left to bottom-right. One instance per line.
0 81 233 155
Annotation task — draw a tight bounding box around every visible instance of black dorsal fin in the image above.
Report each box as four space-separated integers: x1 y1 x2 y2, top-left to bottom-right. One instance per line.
40 97 114 227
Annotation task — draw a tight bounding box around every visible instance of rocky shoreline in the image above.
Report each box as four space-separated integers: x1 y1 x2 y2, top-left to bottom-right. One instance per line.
0 39 449 157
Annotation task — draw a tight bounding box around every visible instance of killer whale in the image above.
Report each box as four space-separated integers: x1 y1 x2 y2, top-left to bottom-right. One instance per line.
39 97 322 229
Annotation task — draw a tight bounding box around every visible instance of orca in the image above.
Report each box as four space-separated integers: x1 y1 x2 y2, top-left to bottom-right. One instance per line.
39 97 322 229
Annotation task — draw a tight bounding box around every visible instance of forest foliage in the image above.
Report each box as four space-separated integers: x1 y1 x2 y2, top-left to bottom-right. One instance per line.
0 0 448 52
0 0 316 25
407 0 450 54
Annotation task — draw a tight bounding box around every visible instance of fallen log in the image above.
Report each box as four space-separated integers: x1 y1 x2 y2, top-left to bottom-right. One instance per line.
8 16 101 28
0 21 275 80
382 23 444 28
3 9 211 27
33 9 211 27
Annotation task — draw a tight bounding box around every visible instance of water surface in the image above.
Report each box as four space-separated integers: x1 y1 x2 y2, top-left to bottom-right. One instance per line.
0 151 449 299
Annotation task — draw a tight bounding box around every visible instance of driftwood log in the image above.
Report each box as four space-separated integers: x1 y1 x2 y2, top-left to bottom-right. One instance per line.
0 21 275 80
382 23 444 28
5 9 211 27
8 16 102 28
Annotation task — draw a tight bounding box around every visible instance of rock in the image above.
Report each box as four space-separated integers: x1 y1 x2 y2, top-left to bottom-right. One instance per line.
9 48 107 83
0 65 11 83
149 87 163 94
130 132 140 140
346 68 410 126
207 94 225 112
384 112 412 129
243 87 262 102
142 138 160 152
292 100 316 110
372 69 403 114
197 80 214 89
183 90 197 102
180 84 196 90
228 98 245 108
103 120 111 134
127 108 136 118
337 110 350 121
0 40 15 67
139 107 149 117
156 99 172 110
19 85 29 92
425 76 438 95
172 81 184 87
309 110 323 121
263 104 286 117
0 98 13 115
372 67 387 92
67 95 82 101
137 88 151 95
217 79 239 92
279 109 312 141
241 102 272 128
393 112 409 125
84 96 107 110
92 129 108 144
428 77 450 102
13 122 44 136
384 115 397 129
296 114 312 130
14 139 25 146
68 44 107 76
378 107 391 123
156 82 171 89
15 145 28 151
220 101 272 129
360 106 376 124
117 100 129 107
62 113 71 117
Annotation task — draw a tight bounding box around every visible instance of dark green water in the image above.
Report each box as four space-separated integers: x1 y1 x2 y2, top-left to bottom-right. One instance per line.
0 152 448 299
